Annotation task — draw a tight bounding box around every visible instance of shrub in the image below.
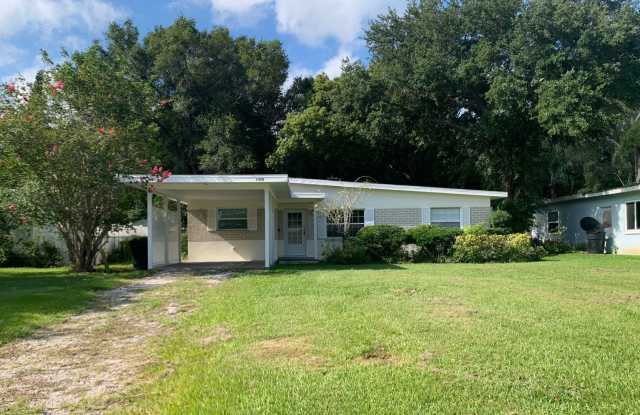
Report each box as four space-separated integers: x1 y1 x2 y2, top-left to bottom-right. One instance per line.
106 241 133 263
3 240 64 267
542 240 573 255
356 225 406 262
488 209 512 234
463 223 490 235
324 238 370 264
128 237 148 270
452 233 546 263
407 225 463 262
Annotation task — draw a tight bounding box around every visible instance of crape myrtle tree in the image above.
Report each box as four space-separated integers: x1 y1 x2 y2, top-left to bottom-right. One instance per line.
0 48 164 272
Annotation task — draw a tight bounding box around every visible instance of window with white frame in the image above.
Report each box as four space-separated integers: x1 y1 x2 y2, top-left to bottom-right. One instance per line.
327 209 365 237
217 208 248 230
626 202 640 231
431 207 461 228
547 210 559 233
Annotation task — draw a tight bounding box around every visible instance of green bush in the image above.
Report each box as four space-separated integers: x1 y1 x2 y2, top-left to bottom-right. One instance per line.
356 225 406 262
542 240 573 255
106 241 133 263
452 233 546 263
324 238 370 264
3 240 64 267
488 209 512 234
128 237 148 270
407 225 463 262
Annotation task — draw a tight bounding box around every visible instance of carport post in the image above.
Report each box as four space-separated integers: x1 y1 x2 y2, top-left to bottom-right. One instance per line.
163 196 169 265
264 189 272 268
147 191 154 270
176 201 182 264
313 208 318 259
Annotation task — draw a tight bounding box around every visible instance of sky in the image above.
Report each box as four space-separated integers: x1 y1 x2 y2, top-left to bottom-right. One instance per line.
0 0 406 88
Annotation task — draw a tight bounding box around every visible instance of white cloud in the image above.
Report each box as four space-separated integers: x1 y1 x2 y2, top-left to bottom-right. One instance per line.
203 0 404 47
0 0 125 39
210 0 271 15
2 53 53 87
274 0 403 47
283 48 352 91
0 43 24 67
319 48 352 79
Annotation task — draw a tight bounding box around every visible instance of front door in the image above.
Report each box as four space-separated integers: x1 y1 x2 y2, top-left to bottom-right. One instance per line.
285 211 305 257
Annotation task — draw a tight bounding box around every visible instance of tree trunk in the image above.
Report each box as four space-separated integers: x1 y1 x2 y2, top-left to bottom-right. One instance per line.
636 147 640 184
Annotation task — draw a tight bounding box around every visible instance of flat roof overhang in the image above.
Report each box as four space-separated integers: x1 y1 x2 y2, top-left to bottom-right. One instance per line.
124 174 294 201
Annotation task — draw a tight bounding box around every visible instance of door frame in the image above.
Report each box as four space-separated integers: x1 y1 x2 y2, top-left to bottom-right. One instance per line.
284 209 306 257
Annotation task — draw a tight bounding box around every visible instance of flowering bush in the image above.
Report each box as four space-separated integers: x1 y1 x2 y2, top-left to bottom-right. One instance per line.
452 233 546 263
0 52 158 271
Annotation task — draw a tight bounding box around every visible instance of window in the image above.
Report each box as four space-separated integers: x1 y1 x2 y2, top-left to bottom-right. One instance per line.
327 209 365 237
217 208 247 230
601 207 612 229
627 202 640 231
547 210 559 233
431 207 461 228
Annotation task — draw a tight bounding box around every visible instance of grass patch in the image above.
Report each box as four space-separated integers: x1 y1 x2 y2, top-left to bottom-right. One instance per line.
119 254 640 414
0 265 144 345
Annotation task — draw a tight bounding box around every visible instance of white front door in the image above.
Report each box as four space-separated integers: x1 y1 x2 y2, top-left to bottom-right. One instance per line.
285 211 305 257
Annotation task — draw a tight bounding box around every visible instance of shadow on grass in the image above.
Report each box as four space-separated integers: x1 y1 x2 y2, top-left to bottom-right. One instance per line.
0 266 145 345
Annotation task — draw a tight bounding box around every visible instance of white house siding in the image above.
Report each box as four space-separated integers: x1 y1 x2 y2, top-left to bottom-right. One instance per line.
535 190 640 255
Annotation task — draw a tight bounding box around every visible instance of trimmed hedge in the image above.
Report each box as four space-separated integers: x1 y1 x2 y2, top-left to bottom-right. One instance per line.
356 225 406 262
452 233 546 263
406 225 463 262
324 238 370 264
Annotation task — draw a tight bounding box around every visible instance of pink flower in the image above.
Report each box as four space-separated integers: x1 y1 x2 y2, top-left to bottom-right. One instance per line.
6 83 16 94
98 127 105 135
6 203 17 213
150 165 160 175
53 80 64 90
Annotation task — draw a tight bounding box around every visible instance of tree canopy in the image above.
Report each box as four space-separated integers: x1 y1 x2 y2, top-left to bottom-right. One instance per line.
270 0 640 229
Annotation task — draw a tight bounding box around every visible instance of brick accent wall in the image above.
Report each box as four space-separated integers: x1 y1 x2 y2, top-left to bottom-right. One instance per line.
374 208 421 228
470 207 491 225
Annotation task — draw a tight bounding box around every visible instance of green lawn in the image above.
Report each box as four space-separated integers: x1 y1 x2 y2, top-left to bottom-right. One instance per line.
119 254 640 414
0 265 144 345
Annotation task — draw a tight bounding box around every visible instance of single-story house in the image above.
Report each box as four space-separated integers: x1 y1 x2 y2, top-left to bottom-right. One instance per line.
533 184 640 254
140 175 507 269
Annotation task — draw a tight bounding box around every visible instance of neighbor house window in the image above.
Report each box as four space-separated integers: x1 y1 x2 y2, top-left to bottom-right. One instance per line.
217 208 248 230
327 209 365 237
626 202 640 231
431 208 461 228
547 210 559 233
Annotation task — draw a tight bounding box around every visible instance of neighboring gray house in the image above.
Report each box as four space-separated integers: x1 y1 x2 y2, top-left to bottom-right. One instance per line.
534 184 640 254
